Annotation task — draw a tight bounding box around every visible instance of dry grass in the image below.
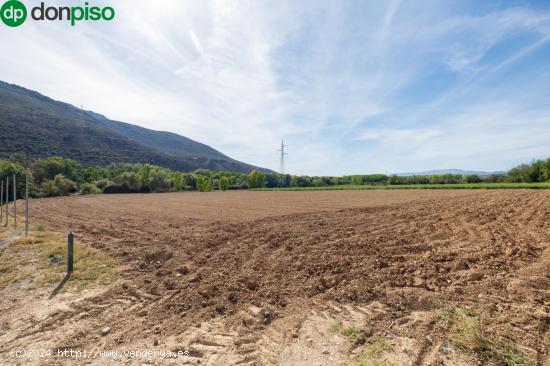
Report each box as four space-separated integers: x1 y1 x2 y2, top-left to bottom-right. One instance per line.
441 307 528 366
0 225 117 293
353 337 393 366
330 320 365 342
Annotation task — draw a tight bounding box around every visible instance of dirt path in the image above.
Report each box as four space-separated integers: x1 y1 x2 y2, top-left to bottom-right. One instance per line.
1 190 549 365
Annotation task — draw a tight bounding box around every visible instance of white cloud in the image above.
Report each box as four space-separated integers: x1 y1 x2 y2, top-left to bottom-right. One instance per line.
188 29 204 54
0 0 549 175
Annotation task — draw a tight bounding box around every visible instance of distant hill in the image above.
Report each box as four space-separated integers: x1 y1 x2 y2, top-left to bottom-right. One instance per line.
394 169 505 177
0 81 271 173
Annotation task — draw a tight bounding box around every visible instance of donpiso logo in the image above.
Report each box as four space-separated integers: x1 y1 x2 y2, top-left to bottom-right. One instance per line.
1 1 115 27
1 0 27 27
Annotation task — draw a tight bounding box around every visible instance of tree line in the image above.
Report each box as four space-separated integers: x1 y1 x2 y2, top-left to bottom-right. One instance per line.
0 154 549 198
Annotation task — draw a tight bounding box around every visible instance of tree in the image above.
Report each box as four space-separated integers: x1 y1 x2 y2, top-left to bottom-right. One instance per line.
54 174 76 195
33 156 81 183
79 183 101 195
139 164 152 191
196 176 213 192
0 160 31 198
247 170 265 189
107 172 141 193
40 174 76 197
150 173 171 192
465 174 482 183
219 176 229 191
172 172 184 191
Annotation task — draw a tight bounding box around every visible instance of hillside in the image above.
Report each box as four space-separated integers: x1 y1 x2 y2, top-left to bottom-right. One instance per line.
0 81 270 173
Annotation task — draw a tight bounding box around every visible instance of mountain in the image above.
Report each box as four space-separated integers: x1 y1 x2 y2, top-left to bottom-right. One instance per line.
394 169 505 177
0 81 270 173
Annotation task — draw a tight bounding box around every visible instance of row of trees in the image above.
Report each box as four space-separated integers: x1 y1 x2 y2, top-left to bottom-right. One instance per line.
1 154 549 198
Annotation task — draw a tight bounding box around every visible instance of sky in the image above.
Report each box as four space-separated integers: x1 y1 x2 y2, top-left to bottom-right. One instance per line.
1 0 550 175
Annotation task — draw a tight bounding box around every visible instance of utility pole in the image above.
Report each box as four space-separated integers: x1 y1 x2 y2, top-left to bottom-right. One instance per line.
25 173 29 236
13 174 17 230
278 140 288 174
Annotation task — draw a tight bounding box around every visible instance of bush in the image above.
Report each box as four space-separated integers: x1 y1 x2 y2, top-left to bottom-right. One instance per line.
40 174 76 197
33 156 81 184
196 176 213 192
94 179 113 190
113 172 141 192
465 174 482 183
219 176 229 191
150 173 171 192
79 183 101 195
54 174 76 195
172 172 184 191
103 184 130 194
40 180 61 197
247 170 265 189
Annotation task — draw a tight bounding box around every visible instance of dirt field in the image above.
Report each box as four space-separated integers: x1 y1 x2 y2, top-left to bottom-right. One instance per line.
1 190 549 365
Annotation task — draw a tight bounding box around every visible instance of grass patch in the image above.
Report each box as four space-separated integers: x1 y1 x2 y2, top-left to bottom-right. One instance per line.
353 337 393 366
330 320 364 341
252 182 550 191
443 307 527 366
0 228 117 292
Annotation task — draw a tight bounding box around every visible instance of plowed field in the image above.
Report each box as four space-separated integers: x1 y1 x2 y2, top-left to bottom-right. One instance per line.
1 190 549 365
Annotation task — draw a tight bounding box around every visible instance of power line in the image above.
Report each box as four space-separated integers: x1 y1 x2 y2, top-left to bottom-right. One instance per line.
278 140 288 174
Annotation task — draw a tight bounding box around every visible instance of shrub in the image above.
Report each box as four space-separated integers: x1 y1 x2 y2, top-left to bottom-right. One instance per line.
247 170 265 189
40 180 61 197
39 174 76 197
139 164 152 190
172 172 184 191
93 179 113 190
219 176 229 191
113 172 141 192
79 183 101 195
33 156 81 184
148 174 168 192
465 174 482 183
196 176 213 192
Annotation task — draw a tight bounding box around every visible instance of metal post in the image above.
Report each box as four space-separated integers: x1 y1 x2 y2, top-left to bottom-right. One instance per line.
25 173 29 236
67 232 74 274
0 179 3 224
5 177 8 227
13 174 17 230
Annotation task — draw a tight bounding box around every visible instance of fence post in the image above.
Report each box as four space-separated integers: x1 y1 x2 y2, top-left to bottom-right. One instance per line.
5 177 8 227
67 232 74 274
25 173 29 236
13 174 17 230
0 179 3 224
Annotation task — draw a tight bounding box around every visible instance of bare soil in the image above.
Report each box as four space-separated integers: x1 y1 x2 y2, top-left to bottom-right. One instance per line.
1 190 549 365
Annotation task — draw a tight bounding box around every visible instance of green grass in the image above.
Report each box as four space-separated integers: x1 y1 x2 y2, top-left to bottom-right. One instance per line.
441 307 528 366
253 182 550 191
330 320 364 341
353 337 393 366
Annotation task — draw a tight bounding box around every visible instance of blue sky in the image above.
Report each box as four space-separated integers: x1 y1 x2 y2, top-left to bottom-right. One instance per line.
1 0 550 175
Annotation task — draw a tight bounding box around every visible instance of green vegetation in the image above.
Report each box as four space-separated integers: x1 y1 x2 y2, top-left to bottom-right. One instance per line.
219 176 229 191
330 320 365 342
247 170 265 189
1 154 549 198
254 182 550 191
350 336 393 366
440 307 527 366
196 175 213 192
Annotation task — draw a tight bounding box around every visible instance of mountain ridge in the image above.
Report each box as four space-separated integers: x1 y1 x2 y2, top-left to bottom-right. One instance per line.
0 81 271 173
